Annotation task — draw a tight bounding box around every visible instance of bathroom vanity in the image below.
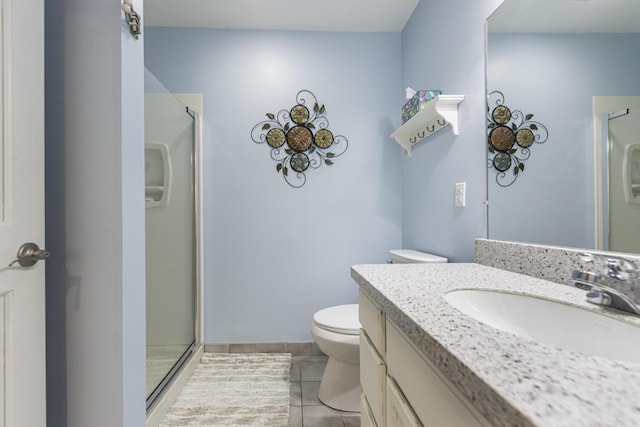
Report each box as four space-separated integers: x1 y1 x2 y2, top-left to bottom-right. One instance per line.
359 289 492 427
353 261 640 427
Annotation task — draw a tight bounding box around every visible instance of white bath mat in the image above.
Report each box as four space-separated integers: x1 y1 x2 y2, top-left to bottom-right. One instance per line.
160 352 291 427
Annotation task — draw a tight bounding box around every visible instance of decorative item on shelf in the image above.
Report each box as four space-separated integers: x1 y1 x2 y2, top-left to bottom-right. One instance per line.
401 88 442 124
487 91 549 187
390 93 464 157
251 90 348 188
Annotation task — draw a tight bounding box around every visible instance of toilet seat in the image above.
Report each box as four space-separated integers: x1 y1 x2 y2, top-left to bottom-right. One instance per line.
313 304 360 335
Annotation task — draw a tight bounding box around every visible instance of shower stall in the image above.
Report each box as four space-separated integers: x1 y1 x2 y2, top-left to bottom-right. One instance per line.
596 97 640 253
144 68 203 414
606 104 640 253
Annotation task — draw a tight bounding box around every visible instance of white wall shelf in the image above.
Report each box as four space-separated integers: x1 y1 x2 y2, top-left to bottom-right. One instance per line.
390 95 465 157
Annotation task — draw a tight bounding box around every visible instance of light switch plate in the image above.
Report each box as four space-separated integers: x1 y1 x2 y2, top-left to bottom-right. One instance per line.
455 182 466 208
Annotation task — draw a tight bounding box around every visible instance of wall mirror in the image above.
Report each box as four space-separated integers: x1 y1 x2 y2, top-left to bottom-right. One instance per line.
486 0 640 253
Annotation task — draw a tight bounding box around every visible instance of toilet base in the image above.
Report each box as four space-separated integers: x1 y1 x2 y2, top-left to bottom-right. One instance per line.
317 357 361 412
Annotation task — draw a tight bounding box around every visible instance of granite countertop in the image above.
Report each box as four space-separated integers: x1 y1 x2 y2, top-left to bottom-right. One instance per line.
351 262 640 427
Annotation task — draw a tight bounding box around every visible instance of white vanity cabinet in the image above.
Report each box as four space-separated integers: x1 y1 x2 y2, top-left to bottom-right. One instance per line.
359 291 386 427
359 291 493 427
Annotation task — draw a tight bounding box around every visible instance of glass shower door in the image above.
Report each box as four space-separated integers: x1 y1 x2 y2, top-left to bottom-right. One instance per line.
608 105 640 253
144 68 196 409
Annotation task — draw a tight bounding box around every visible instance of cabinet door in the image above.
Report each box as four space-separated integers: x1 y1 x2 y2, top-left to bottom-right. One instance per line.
360 331 386 426
387 377 422 427
361 394 378 427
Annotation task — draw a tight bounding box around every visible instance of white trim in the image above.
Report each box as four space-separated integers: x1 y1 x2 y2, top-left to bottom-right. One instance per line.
0 0 4 222
195 110 204 345
3 291 13 427
593 98 606 250
1 0 12 224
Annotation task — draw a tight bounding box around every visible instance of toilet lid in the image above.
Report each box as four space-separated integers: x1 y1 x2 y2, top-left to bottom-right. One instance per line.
390 249 448 263
313 304 360 335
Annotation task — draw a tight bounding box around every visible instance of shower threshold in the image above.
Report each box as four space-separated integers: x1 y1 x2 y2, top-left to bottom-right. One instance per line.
146 341 196 412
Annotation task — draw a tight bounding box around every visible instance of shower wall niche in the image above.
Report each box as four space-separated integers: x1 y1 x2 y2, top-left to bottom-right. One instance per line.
145 142 172 207
144 67 202 412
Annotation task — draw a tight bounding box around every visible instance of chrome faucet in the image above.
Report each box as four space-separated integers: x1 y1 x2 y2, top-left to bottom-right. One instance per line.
572 252 640 316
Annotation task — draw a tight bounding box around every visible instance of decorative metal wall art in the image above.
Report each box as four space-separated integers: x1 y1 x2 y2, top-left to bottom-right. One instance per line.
487 91 549 187
251 90 348 188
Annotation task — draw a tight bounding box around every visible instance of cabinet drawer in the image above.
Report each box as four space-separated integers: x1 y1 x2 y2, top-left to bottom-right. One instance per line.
359 291 385 353
387 376 422 427
360 331 386 427
386 320 492 427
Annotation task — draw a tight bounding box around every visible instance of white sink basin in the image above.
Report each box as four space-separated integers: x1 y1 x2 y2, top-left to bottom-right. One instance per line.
444 289 640 364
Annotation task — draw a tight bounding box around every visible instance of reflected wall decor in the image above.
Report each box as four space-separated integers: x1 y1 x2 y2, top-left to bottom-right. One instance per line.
487 91 549 187
251 90 348 188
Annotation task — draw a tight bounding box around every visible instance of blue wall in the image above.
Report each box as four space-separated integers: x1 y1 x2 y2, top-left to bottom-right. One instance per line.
487 33 640 248
145 28 402 343
400 0 502 262
46 0 146 425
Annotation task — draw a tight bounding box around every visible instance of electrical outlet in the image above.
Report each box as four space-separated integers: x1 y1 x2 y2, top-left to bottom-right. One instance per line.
455 182 466 208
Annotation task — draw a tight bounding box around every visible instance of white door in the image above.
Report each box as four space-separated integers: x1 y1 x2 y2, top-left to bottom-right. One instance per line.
0 0 45 425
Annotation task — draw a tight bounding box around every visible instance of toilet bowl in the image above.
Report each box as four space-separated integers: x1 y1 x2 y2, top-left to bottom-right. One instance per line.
310 249 447 413
311 304 361 412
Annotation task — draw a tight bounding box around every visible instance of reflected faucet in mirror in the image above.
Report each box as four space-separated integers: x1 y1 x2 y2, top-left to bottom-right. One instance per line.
572 253 640 316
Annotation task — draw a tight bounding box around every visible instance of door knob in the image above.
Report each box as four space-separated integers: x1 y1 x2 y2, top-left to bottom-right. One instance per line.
9 242 50 267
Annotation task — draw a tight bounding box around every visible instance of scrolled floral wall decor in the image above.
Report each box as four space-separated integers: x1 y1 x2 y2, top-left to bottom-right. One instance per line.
487 91 549 187
251 90 348 188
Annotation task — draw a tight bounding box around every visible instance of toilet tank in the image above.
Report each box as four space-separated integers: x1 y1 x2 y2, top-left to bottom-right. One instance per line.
389 249 448 264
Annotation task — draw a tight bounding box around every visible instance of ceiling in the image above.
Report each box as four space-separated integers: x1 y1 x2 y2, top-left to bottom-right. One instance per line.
489 0 640 33
143 0 640 34
144 0 419 32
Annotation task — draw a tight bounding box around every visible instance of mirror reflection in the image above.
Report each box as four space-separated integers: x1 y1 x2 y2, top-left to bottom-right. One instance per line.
486 0 640 253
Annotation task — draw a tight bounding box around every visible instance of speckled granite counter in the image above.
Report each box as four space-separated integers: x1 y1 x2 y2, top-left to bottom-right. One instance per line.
351 263 640 427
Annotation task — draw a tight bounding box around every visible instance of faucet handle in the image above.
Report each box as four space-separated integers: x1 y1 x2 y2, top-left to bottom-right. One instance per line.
579 252 639 281
586 289 612 306
579 252 597 264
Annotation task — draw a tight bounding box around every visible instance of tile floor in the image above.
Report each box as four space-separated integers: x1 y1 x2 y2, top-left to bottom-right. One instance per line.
289 355 361 427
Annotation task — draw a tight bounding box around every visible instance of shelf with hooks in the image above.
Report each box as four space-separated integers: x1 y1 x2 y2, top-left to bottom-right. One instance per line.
390 95 465 157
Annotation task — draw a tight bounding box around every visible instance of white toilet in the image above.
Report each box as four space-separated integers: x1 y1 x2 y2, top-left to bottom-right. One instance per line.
310 249 447 412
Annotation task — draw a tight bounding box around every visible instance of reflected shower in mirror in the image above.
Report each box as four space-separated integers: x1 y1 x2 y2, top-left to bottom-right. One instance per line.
486 0 640 253
606 104 640 253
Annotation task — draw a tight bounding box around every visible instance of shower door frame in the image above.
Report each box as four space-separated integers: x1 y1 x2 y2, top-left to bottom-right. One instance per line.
594 96 640 251
145 95 205 424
